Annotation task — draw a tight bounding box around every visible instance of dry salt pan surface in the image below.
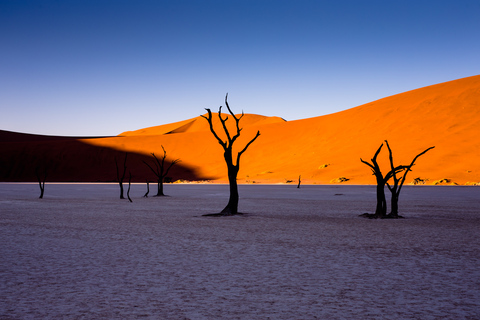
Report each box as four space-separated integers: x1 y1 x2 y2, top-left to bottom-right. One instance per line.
1 183 479 319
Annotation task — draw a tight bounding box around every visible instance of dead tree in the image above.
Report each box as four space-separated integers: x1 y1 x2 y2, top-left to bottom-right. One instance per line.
35 166 48 199
360 143 406 219
385 140 434 217
297 175 301 188
127 172 133 203
143 180 150 197
201 93 260 216
143 146 180 196
115 153 128 199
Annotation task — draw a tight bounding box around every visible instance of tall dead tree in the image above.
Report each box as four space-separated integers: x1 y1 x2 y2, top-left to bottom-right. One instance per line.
360 143 406 219
115 153 128 199
385 140 434 217
201 94 260 216
35 166 48 199
143 146 180 196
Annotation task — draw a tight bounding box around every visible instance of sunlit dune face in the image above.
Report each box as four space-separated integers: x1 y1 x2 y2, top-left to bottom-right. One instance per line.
46 75 480 185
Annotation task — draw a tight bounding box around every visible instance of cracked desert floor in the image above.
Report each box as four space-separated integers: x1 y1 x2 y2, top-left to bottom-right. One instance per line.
1 183 479 319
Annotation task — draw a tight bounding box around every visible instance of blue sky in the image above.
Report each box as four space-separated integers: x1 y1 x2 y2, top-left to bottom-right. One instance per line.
1 0 479 136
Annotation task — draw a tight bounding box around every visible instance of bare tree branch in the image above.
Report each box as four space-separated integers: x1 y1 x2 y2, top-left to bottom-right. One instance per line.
218 105 233 143
385 139 435 189
201 109 227 148
237 130 261 167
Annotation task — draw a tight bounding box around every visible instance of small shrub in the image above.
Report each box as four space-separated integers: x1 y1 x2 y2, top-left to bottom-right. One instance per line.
433 179 457 185
465 182 480 186
410 177 428 185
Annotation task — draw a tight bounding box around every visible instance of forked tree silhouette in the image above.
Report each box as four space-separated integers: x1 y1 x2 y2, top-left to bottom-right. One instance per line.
35 166 48 199
143 146 180 196
360 143 405 218
361 141 434 218
201 94 260 216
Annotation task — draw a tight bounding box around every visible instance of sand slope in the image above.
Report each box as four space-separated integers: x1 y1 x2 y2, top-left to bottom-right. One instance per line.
1 75 479 184
83 75 480 185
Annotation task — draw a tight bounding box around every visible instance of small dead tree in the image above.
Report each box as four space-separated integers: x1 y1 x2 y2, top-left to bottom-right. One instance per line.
297 175 301 188
385 140 434 217
115 153 128 199
35 166 48 199
143 146 180 196
127 172 133 203
201 93 260 216
143 180 150 197
360 143 406 219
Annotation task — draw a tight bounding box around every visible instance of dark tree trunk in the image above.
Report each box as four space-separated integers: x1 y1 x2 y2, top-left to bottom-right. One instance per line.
115 153 128 200
38 181 45 199
143 181 150 197
375 183 387 218
118 182 125 199
156 180 165 196
389 191 399 217
220 157 240 215
35 167 47 199
297 175 301 188
127 172 133 203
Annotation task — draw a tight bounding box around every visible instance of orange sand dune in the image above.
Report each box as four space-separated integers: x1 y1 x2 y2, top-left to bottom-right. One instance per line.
1 75 479 185
119 114 286 136
81 75 480 185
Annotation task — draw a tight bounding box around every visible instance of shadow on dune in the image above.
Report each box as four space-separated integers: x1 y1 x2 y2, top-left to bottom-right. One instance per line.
0 130 213 183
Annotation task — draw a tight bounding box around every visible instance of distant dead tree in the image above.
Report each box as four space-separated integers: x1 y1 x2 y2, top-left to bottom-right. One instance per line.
127 172 133 203
35 165 48 199
385 140 434 217
201 93 260 216
360 143 406 219
143 146 180 196
115 153 128 199
297 175 301 189
143 180 150 197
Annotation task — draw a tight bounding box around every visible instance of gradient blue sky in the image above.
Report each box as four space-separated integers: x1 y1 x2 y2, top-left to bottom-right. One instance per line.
1 0 479 136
